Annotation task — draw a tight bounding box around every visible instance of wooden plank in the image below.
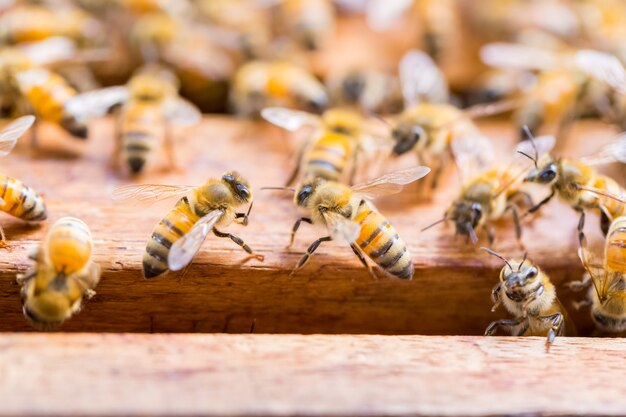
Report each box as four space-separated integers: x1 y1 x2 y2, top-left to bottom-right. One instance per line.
1 333 625 417
0 117 623 334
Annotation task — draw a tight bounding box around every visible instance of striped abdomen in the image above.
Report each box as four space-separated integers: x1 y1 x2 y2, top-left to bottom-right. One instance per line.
46 217 93 275
0 174 46 221
593 175 626 220
143 198 200 278
21 71 76 124
303 131 354 182
120 102 166 174
353 202 413 279
607 217 626 274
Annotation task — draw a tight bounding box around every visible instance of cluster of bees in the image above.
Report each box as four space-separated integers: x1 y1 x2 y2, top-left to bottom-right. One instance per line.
0 0 625 346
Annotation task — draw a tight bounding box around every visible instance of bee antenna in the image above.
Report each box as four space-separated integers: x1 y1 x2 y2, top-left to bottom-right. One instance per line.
421 217 447 232
466 223 478 245
520 125 539 168
518 252 528 271
368 112 392 128
480 247 513 271
260 186 296 193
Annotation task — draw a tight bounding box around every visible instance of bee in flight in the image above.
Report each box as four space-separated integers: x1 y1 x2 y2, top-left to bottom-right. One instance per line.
273 166 429 279
571 216 626 335
16 217 101 329
482 248 576 348
521 130 626 244
114 172 264 279
0 115 47 248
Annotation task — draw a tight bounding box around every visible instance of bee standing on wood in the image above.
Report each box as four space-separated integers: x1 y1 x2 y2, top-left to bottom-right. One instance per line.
17 217 101 329
277 167 429 279
0 116 47 249
482 248 576 348
114 172 264 279
326 69 403 115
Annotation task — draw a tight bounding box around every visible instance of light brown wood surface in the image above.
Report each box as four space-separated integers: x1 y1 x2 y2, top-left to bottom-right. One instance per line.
1 333 626 417
0 117 623 334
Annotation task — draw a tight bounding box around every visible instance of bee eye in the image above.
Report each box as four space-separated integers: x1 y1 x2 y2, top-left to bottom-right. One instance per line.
297 185 313 205
527 267 538 278
412 126 424 139
236 184 250 199
222 174 235 182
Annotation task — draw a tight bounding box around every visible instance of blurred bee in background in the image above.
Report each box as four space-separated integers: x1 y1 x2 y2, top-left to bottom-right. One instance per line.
571 215 626 335
16 216 101 329
326 68 403 115
230 60 328 117
114 171 263 279
522 131 626 243
482 248 576 348
422 132 555 244
274 0 335 51
276 167 429 279
481 43 626 139
0 115 47 248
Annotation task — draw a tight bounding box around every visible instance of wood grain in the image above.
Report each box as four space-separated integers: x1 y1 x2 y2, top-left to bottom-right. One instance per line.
1 333 626 417
0 117 623 334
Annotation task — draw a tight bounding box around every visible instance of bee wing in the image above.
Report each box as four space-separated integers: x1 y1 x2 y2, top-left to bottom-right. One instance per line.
578 244 609 302
366 0 413 31
168 209 224 272
260 107 320 132
480 42 560 71
18 37 77 67
575 50 626 94
162 97 202 127
462 100 518 120
451 133 495 180
581 133 626 166
112 184 195 204
64 86 130 120
399 49 449 108
322 211 361 244
351 166 430 199
0 115 35 157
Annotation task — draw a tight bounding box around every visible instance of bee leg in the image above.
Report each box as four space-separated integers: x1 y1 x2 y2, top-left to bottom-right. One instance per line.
505 204 523 244
526 189 555 216
235 201 255 226
16 269 36 285
290 236 332 277
0 224 11 251
575 207 586 248
485 317 524 336
483 223 495 246
490 282 502 312
350 243 376 279
285 144 305 187
213 228 264 261
565 272 591 292
599 206 612 236
287 217 312 249
540 312 563 349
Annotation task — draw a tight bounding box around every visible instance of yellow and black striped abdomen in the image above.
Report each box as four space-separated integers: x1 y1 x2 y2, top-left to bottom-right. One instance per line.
120 102 166 174
0 174 46 222
143 198 200 278
46 217 93 275
303 131 353 182
354 204 413 279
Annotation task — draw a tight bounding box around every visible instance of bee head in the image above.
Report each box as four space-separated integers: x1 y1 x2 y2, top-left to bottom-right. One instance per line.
341 72 365 102
391 124 425 155
294 178 324 208
221 171 252 203
526 158 558 185
448 201 483 244
501 260 539 292
23 284 72 330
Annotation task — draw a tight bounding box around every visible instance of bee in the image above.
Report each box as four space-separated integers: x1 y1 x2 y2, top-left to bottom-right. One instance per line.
390 49 513 187
16 216 101 329
482 248 576 347
114 171 264 279
275 0 335 51
480 43 626 138
230 60 328 117
326 69 403 115
0 115 47 248
422 132 555 244
281 167 429 279
522 132 626 243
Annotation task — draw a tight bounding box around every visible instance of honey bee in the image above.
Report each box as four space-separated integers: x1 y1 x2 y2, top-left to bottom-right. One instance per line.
275 0 335 51
482 248 576 348
326 69 403 115
422 133 555 244
0 115 47 248
572 216 626 334
480 43 626 138
230 60 328 117
281 167 429 279
16 216 101 329
114 171 264 279
522 132 626 243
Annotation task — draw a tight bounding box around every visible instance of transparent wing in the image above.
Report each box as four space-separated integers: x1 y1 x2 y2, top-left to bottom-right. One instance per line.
576 50 626 94
578 244 609 302
462 99 517 120
480 42 559 71
112 184 195 204
168 210 223 271
0 115 35 157
451 133 495 180
260 107 320 132
366 0 413 31
162 97 202 127
64 86 130 120
516 134 556 160
322 211 361 244
581 133 626 165
351 166 430 199
399 49 449 107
